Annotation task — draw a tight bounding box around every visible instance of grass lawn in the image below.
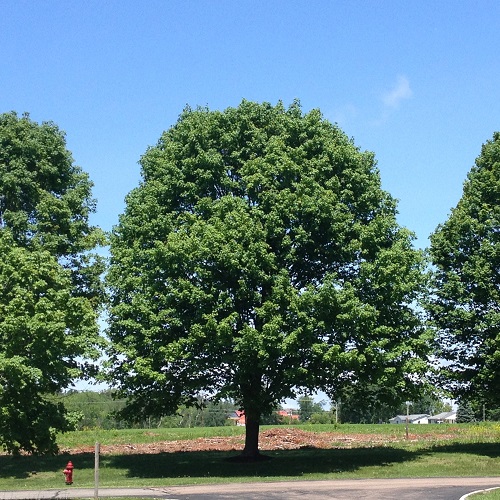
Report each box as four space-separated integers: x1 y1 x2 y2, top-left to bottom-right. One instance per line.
470 489 500 498
0 423 499 490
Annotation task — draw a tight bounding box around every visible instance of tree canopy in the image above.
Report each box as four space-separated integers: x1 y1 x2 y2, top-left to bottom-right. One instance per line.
107 100 430 458
0 112 104 454
428 132 500 406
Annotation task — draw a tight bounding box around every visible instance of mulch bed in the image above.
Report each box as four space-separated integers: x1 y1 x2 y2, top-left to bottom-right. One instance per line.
60 427 458 455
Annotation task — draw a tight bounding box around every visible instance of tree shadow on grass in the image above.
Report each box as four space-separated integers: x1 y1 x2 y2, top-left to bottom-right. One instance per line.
0 452 96 480
0 441 498 482
427 441 500 458
108 446 414 480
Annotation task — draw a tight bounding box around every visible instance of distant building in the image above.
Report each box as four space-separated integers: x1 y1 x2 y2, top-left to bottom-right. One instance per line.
227 410 246 426
428 411 457 424
277 409 300 421
227 408 300 426
389 414 430 424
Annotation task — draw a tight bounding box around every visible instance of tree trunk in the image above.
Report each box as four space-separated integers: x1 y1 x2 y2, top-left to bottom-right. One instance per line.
242 408 261 459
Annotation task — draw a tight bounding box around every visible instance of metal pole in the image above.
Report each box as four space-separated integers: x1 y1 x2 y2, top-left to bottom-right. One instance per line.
405 401 410 440
94 442 100 500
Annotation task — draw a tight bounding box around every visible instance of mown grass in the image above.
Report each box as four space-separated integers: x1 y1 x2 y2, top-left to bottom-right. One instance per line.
470 489 500 498
0 423 499 490
57 424 247 448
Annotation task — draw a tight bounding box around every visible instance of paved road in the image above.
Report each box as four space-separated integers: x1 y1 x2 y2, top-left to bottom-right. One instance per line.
0 478 499 500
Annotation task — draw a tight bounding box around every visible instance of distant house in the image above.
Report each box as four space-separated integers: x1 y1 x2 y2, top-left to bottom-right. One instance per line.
227 410 246 426
389 414 430 424
227 409 300 426
428 411 457 424
277 409 300 421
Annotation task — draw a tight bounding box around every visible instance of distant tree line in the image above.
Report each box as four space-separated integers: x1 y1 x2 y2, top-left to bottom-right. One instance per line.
60 390 499 430
60 391 246 429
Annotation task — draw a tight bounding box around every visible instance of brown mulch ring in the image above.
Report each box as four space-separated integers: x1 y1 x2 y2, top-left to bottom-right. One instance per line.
60 427 459 455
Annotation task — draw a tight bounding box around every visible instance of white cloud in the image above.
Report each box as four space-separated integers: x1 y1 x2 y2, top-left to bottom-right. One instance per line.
382 75 413 108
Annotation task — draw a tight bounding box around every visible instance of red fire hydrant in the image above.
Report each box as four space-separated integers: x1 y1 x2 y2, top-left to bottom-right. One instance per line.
63 461 74 485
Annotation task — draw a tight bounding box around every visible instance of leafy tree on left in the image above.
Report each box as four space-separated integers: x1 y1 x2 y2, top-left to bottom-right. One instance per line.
0 112 105 454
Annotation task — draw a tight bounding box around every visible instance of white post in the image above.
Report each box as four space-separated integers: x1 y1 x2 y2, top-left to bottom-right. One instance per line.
94 442 100 500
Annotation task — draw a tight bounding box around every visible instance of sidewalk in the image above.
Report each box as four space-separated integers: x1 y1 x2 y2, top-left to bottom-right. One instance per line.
0 478 499 500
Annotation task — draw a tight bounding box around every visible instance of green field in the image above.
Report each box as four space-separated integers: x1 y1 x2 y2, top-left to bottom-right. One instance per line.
0 423 499 490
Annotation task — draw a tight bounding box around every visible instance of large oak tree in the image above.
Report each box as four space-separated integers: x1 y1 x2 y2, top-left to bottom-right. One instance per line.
428 132 500 406
0 112 104 454
107 101 429 458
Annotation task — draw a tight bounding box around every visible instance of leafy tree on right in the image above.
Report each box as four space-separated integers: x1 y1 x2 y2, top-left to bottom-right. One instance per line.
428 132 500 407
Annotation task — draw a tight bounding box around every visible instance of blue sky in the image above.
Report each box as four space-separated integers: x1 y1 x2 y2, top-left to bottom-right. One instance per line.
2 1 499 249
2 1 499 406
